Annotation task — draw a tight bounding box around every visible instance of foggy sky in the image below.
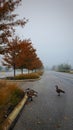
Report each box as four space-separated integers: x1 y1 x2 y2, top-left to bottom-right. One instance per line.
15 0 73 68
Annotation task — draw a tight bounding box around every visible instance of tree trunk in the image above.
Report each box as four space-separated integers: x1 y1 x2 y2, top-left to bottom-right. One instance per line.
21 68 23 74
28 69 29 74
13 64 16 77
35 69 36 72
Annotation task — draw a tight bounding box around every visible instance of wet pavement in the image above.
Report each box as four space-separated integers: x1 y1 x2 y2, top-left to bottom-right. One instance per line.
13 71 73 130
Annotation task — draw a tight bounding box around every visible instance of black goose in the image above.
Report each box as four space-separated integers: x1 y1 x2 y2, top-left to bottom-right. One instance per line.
55 85 65 96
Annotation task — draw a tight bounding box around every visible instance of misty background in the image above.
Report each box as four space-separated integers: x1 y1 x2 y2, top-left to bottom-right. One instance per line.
15 0 73 69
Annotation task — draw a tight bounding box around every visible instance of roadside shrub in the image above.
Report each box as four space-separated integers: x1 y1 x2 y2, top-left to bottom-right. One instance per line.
14 73 40 80
0 80 24 126
37 71 44 76
10 89 24 105
6 71 44 80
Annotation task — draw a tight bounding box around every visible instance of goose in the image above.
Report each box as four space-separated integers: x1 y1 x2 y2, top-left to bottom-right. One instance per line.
55 85 65 96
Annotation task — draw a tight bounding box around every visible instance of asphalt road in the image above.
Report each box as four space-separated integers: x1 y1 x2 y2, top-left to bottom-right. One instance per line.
13 71 73 130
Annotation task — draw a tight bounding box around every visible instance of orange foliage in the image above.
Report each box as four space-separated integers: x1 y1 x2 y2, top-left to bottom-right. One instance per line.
3 37 43 76
0 0 27 53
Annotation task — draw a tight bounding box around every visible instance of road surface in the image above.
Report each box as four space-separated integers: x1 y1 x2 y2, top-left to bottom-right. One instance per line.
12 71 73 130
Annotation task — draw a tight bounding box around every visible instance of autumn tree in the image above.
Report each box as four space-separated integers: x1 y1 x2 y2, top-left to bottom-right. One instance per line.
2 37 22 76
18 41 43 73
30 57 43 72
3 38 43 76
2 38 35 76
0 0 44 76
15 39 37 73
0 0 27 53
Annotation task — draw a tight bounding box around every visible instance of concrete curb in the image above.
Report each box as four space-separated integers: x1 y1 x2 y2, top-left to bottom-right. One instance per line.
3 94 28 130
0 78 41 82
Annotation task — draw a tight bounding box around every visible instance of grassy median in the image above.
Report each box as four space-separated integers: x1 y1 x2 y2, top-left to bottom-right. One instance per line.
6 71 43 80
0 71 44 129
0 80 24 129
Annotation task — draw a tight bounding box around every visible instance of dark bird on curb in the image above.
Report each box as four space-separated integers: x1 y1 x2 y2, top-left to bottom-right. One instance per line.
25 88 38 101
55 85 65 96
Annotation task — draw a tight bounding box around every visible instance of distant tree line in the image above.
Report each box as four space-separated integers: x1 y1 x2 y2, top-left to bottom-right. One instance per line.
52 64 71 72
